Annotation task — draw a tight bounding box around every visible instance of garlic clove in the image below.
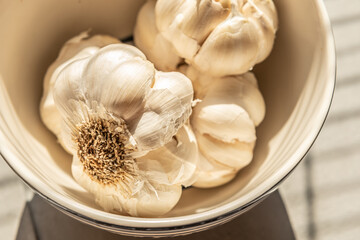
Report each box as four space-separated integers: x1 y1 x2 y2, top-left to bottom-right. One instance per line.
155 0 231 60
130 110 179 152
133 182 182 217
192 14 260 77
153 71 193 110
131 70 193 151
40 32 119 152
178 64 208 99
53 45 155 122
179 0 231 44
196 132 254 170
154 0 188 32
134 0 182 72
241 71 259 88
188 69 265 188
72 155 182 217
131 89 184 151
242 0 278 62
154 0 198 59
83 44 147 88
192 152 236 188
52 57 93 121
182 65 265 126
248 0 278 31
87 58 155 120
205 73 266 126
192 101 256 143
158 14 200 61
137 124 198 187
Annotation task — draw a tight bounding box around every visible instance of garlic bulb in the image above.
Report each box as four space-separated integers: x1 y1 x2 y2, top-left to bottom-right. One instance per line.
134 0 182 72
53 43 193 156
189 0 278 76
72 124 197 216
41 33 196 216
40 31 120 152
135 0 277 77
190 70 265 187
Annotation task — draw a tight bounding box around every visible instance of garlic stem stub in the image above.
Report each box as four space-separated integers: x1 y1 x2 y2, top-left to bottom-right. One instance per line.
135 0 277 77
40 32 197 217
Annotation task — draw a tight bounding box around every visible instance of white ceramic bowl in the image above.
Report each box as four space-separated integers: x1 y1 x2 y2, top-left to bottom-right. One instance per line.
0 0 335 237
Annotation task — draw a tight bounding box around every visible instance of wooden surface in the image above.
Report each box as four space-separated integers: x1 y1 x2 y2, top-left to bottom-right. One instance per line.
15 191 294 240
1 0 359 239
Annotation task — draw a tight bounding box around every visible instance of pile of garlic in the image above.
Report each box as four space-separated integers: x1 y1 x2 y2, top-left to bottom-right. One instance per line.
134 0 277 188
40 0 277 217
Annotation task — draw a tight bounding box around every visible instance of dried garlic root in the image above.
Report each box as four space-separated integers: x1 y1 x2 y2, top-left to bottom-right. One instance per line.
40 32 198 217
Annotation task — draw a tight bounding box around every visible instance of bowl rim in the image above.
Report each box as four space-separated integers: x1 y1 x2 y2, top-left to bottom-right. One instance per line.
0 0 336 232
0 149 303 236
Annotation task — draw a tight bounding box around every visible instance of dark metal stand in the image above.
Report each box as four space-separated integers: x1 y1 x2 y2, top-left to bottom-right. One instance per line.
16 190 295 240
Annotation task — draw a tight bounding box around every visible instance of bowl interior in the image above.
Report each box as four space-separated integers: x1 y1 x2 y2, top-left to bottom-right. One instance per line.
0 0 334 227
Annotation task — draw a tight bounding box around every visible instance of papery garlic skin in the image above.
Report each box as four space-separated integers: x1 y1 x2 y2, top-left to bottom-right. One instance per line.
41 34 195 216
72 154 183 217
156 0 231 60
53 43 193 155
134 0 182 72
191 71 265 187
138 124 199 188
192 152 237 188
40 32 120 152
70 121 197 217
154 0 277 77
196 132 255 170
